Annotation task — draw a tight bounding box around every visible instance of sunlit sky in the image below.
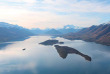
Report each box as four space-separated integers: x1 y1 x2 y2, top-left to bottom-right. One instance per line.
0 0 110 29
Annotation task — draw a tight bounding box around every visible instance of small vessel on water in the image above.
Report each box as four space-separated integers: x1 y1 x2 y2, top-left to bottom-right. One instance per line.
22 48 26 50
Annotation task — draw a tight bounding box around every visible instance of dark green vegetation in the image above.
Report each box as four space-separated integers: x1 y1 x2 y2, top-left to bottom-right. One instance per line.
0 22 34 42
63 23 110 46
39 40 64 45
54 45 91 61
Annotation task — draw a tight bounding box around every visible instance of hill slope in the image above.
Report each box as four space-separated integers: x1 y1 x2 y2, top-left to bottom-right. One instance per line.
0 22 34 42
58 25 81 34
45 29 62 35
63 23 110 45
30 25 81 35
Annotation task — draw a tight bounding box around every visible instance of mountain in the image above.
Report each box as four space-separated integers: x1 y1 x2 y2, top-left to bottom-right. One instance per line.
63 23 110 46
57 25 81 34
45 29 62 35
0 22 34 42
63 25 81 29
30 25 81 35
30 28 43 34
30 28 50 34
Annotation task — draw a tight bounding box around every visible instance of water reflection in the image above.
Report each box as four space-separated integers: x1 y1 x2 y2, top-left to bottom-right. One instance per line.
0 36 110 74
54 45 91 61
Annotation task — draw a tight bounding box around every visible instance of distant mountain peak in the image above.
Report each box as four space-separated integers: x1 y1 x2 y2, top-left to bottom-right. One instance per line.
30 24 82 35
63 25 82 29
63 22 110 46
45 29 62 35
0 22 33 42
0 22 24 29
101 21 110 25
0 22 13 27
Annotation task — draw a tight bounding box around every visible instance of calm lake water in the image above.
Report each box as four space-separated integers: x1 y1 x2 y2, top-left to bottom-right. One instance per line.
0 36 110 74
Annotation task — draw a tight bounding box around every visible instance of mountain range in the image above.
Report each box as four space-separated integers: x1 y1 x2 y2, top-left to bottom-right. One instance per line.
30 25 81 35
57 25 81 34
63 23 110 46
1 22 110 46
45 29 62 35
0 23 81 42
0 22 34 42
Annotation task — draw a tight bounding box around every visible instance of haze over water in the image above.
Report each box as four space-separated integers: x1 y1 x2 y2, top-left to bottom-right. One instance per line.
0 36 110 74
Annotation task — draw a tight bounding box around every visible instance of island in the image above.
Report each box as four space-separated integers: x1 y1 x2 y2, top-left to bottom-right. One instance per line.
54 45 91 61
39 40 64 45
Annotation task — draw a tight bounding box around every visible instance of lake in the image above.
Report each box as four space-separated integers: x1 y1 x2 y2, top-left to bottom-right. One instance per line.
0 36 110 74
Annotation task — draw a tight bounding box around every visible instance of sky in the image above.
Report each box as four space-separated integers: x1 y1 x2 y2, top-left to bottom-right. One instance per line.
0 0 110 29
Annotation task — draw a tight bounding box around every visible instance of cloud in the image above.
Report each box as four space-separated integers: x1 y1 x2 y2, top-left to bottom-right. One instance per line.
2 0 110 13
0 0 110 29
3 0 36 3
37 0 110 13
0 6 99 29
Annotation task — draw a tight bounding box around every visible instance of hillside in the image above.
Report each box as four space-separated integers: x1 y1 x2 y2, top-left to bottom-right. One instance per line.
30 28 50 34
30 25 81 35
63 23 110 46
0 22 34 42
58 25 81 34
45 29 62 35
